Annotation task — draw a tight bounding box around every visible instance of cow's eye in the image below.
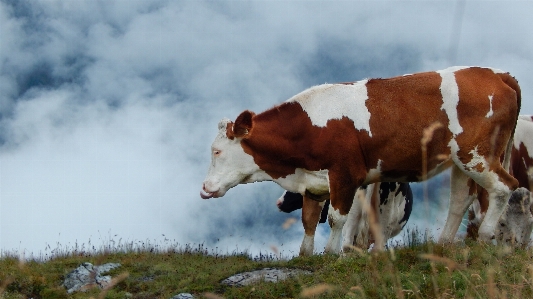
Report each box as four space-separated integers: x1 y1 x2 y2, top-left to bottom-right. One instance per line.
213 150 221 156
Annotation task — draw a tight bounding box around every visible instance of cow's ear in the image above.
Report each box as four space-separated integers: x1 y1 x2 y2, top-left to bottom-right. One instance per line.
233 110 255 137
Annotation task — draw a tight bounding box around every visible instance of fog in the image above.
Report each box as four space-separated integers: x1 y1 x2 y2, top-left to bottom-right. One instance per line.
1 0 532 258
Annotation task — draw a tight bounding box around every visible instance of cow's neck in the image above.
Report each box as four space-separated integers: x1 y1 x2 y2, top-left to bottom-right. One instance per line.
240 103 319 179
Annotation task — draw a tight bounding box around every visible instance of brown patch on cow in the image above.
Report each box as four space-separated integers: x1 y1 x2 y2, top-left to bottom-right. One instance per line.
302 196 325 235
363 72 453 180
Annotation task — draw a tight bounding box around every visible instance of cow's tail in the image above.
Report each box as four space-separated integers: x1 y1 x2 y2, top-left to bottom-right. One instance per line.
498 72 522 172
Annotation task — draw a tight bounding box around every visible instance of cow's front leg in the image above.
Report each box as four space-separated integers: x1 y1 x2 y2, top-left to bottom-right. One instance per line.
325 207 348 254
324 173 357 254
342 188 366 251
300 195 326 256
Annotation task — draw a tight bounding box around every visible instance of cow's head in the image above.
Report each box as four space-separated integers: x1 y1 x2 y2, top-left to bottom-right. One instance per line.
496 188 533 247
277 191 304 213
200 111 265 199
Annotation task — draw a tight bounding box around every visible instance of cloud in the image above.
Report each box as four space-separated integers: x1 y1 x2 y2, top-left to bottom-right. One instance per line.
1 0 532 257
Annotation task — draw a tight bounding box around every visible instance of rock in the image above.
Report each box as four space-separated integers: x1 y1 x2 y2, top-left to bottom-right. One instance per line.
171 293 194 299
221 267 312 287
63 262 121 293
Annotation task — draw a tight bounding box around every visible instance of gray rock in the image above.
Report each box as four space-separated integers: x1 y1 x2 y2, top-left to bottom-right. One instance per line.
221 267 312 287
171 293 194 299
63 262 121 293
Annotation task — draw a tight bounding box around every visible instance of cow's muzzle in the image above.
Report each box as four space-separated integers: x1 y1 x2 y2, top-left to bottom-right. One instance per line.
201 183 218 199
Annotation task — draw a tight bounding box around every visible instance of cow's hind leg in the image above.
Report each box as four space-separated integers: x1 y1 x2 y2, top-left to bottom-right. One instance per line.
300 196 325 256
439 165 478 243
477 166 517 242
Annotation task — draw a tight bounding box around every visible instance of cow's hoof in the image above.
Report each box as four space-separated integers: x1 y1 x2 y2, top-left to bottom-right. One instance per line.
298 250 313 257
477 231 495 244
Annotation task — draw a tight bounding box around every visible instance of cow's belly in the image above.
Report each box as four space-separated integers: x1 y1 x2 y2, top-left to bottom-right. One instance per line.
363 157 453 184
275 168 330 195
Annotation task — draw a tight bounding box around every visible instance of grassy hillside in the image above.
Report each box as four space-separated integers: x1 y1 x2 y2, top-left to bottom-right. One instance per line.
2 234 533 299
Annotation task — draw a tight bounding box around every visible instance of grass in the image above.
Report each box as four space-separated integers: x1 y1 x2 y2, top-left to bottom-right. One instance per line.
2 233 533 299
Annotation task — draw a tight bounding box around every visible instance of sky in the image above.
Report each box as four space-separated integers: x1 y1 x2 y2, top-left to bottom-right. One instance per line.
1 0 532 258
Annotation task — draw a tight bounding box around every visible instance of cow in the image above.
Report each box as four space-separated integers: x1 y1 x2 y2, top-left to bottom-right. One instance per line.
277 182 412 255
467 116 533 246
201 66 521 254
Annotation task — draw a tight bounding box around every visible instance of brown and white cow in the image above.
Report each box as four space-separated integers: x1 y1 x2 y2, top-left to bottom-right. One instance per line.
277 182 413 255
201 66 521 253
467 116 533 246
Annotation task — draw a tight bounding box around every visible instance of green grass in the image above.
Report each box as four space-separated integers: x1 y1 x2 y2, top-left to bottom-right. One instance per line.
2 236 533 299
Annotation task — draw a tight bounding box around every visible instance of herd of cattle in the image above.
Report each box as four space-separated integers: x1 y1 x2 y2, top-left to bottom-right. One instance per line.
201 66 533 256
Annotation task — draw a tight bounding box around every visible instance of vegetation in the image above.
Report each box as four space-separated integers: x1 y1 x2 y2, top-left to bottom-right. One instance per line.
2 232 533 299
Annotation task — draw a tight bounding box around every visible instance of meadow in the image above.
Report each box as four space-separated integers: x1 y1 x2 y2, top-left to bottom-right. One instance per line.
2 228 533 299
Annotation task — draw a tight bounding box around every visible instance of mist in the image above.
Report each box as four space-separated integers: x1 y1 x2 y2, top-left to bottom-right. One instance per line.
1 0 532 258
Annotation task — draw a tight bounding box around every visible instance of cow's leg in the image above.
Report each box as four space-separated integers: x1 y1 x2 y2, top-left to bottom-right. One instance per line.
477 166 517 242
439 165 478 243
466 189 488 240
300 195 325 256
342 188 366 251
367 183 386 251
324 172 357 254
325 207 348 254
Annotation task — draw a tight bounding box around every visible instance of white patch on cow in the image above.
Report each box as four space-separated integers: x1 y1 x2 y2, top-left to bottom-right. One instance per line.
277 169 330 195
379 185 408 239
490 68 506 74
288 81 372 136
486 94 494 118
441 66 470 73
449 138 460 158
465 146 488 172
513 119 533 159
437 68 465 137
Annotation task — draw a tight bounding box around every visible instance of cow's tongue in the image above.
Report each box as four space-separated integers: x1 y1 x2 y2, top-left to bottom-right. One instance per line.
200 190 214 199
